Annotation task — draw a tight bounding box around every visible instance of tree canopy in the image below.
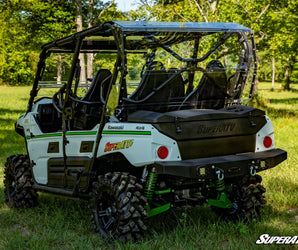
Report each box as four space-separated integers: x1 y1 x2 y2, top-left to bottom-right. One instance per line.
0 0 297 88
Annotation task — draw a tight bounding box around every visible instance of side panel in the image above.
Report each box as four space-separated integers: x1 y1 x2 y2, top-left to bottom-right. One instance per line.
26 131 97 185
26 135 63 185
97 123 181 166
24 114 181 184
47 157 91 190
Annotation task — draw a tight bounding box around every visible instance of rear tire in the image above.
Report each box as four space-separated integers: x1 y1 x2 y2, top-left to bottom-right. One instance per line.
4 154 38 208
89 172 147 242
211 175 266 222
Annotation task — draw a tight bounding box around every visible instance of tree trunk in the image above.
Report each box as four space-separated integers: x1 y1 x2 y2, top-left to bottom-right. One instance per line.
271 57 275 89
57 53 62 84
87 0 94 80
73 0 86 83
77 15 86 83
284 57 290 90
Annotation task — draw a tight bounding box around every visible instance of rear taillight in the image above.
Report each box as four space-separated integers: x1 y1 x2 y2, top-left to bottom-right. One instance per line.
263 136 273 148
157 146 169 159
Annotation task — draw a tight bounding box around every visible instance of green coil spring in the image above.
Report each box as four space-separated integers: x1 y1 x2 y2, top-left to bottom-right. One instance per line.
144 171 158 200
216 179 225 192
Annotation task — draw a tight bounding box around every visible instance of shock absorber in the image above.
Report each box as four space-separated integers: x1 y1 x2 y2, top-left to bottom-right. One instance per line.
215 179 225 192
144 168 157 200
215 169 225 192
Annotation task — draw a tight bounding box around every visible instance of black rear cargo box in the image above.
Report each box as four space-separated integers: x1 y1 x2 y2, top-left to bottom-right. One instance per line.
128 105 267 159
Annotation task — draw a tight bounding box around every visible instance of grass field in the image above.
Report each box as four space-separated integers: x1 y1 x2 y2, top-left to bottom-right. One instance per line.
0 83 297 249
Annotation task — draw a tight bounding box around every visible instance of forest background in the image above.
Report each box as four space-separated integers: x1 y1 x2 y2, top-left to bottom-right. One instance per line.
0 0 297 90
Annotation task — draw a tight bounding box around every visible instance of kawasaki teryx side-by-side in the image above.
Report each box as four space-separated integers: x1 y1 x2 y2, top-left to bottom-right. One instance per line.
4 21 287 242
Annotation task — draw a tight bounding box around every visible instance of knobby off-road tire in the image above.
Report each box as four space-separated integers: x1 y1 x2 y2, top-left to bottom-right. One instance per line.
89 172 147 242
4 154 38 208
212 174 266 222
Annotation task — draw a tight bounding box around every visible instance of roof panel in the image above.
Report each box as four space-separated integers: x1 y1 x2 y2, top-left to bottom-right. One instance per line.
112 21 252 33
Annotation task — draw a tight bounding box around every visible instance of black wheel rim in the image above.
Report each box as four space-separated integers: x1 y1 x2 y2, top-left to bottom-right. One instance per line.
95 188 119 238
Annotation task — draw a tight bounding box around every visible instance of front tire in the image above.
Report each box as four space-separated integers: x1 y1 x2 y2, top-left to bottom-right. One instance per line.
89 172 147 242
4 154 38 208
211 175 266 222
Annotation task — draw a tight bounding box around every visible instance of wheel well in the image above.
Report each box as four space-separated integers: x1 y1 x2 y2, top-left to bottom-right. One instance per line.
94 153 144 180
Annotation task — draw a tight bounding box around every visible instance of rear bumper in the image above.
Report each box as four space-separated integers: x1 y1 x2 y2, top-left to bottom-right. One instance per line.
154 149 287 179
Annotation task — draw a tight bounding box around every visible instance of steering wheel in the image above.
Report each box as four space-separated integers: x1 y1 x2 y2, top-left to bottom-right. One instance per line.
52 87 65 113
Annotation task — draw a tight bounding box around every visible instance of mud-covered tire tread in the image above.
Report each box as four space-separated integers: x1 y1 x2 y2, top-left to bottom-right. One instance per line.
212 174 266 222
4 154 38 208
89 172 147 242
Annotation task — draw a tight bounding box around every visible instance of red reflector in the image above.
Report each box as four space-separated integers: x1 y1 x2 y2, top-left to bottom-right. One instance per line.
157 146 169 159
263 136 272 148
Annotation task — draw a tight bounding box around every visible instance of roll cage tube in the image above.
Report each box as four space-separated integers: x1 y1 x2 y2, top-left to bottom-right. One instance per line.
228 32 254 103
186 36 199 94
27 23 110 113
249 32 258 99
27 49 49 113
87 23 123 174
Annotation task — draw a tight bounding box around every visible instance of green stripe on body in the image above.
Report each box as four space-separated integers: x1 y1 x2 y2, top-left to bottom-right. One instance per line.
33 133 62 138
66 131 97 136
26 131 97 139
26 130 151 140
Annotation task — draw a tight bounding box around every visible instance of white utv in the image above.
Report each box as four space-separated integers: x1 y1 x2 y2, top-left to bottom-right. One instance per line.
4 21 287 242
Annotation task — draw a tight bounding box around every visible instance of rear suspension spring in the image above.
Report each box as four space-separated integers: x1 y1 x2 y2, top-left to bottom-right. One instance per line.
144 169 157 200
216 179 225 192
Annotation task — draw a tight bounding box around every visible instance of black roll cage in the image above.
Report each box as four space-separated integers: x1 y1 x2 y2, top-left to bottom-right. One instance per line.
27 21 257 115
25 21 257 193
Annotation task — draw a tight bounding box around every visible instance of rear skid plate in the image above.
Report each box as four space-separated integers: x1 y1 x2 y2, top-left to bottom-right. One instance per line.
154 149 287 179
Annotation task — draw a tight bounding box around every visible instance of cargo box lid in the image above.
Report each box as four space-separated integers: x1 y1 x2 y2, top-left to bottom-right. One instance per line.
127 105 265 124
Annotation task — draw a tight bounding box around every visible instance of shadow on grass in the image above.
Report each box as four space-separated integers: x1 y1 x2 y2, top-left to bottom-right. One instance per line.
288 87 298 94
269 97 298 105
254 99 297 118
0 186 5 205
261 107 296 118
0 108 25 115
0 119 18 127
145 202 298 243
0 129 25 157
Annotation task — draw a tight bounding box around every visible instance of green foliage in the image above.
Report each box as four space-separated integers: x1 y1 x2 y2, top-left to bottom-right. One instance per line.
134 0 298 86
0 0 125 85
0 0 76 85
0 0 297 87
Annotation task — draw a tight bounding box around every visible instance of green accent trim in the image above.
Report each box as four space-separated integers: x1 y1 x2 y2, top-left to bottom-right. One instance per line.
102 130 151 135
145 203 171 218
208 192 233 209
154 188 171 195
34 133 62 138
66 131 97 136
26 131 97 139
26 130 151 140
